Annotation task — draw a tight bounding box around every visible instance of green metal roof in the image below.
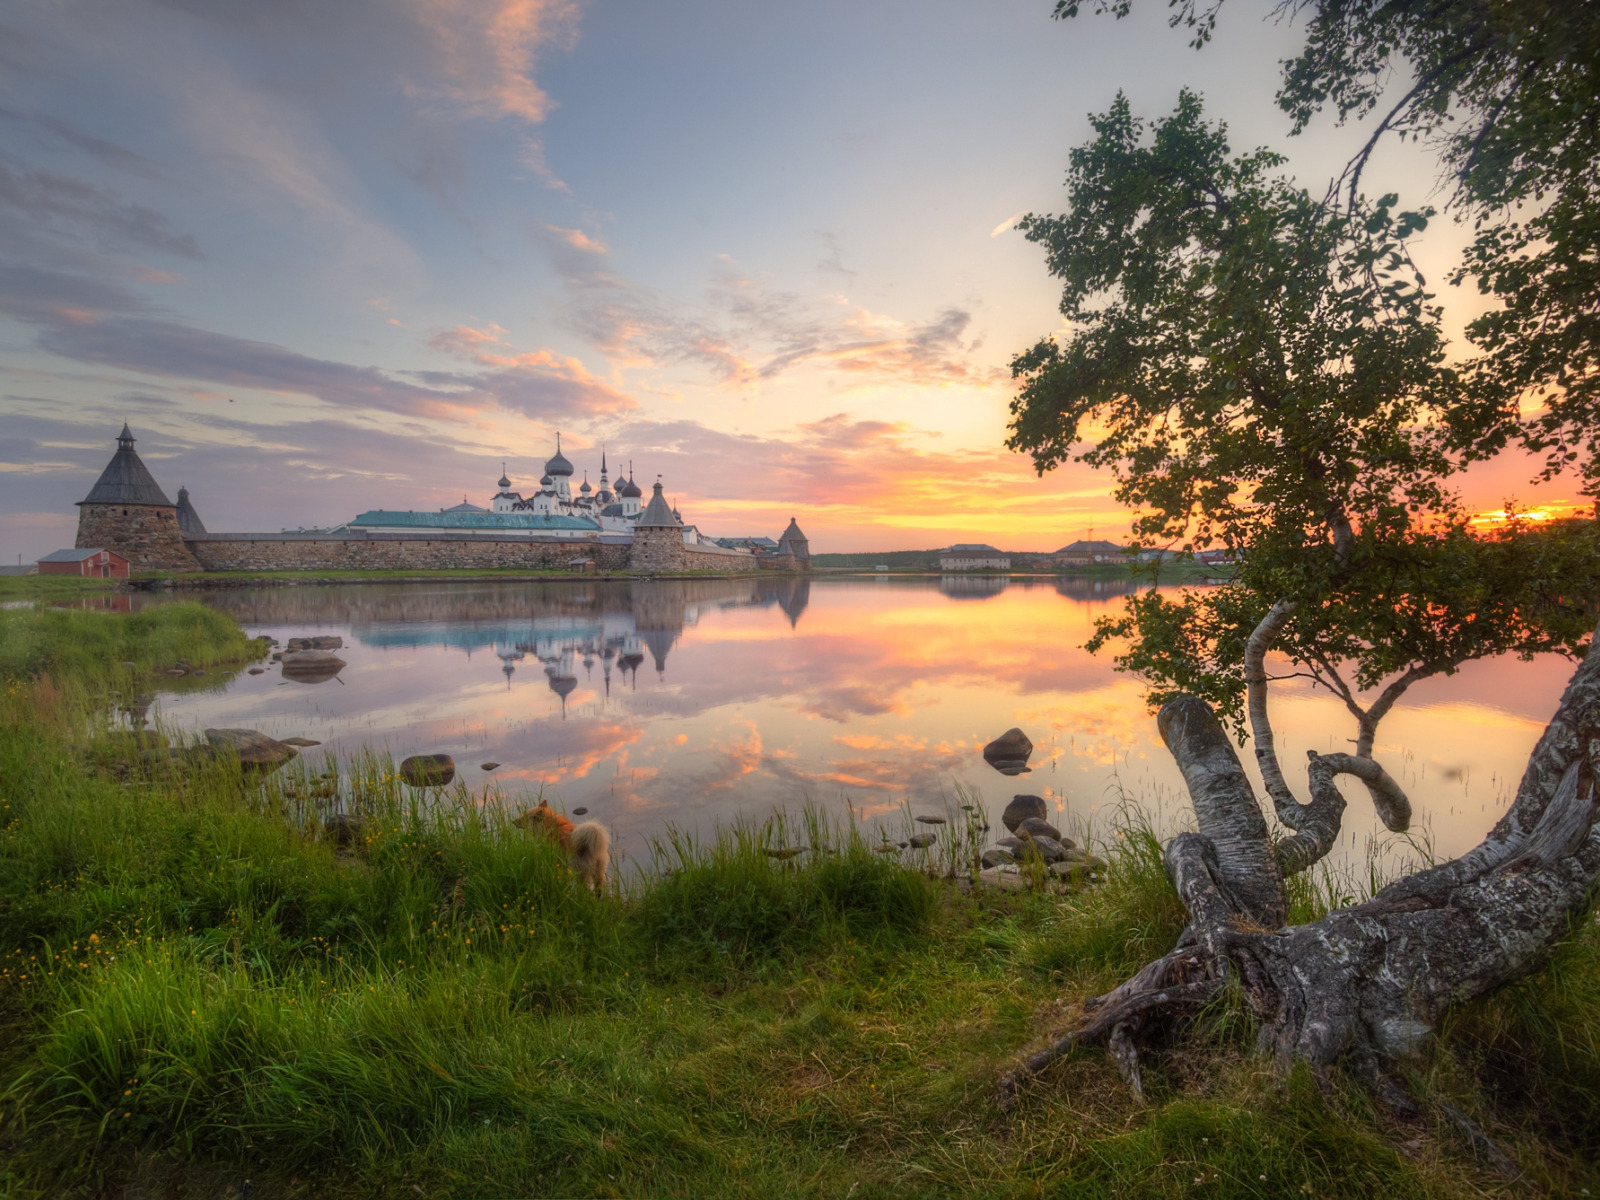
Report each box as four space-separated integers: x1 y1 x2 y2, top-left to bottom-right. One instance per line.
349 510 600 531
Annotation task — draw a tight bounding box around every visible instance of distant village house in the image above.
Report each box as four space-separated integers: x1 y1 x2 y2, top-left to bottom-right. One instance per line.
1051 539 1131 566
939 543 1010 571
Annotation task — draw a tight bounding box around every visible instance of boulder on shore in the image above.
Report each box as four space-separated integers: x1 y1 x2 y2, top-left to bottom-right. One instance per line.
204 728 298 770
983 728 1034 775
907 832 938 849
323 813 366 849
1016 816 1069 845
1012 834 1068 864
287 636 344 651
981 847 1016 868
1001 794 1048 833
400 753 456 788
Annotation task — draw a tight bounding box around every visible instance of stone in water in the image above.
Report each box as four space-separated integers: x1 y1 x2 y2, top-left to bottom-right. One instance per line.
399 754 456 788
1001 795 1048 833
204 728 298 770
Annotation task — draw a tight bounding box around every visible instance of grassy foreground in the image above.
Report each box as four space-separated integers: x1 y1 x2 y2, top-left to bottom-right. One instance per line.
0 607 1597 1198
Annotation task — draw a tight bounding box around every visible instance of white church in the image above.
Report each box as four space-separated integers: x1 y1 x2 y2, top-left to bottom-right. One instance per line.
340 436 714 544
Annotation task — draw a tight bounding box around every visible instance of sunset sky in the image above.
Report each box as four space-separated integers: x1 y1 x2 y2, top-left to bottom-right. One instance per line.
0 0 1578 561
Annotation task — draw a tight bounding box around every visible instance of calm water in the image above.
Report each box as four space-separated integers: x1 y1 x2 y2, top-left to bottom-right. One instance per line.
142 576 1574 873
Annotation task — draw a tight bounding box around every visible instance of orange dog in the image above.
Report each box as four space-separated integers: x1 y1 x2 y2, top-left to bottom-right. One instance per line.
515 801 610 894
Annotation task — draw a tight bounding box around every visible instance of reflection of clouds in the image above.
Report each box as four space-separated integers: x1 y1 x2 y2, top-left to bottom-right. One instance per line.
703 720 763 790
531 722 642 786
145 578 1570 874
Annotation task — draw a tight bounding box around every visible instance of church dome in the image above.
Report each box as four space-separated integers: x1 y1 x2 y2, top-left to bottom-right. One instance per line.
540 474 554 487
498 473 511 489
579 477 591 494
544 435 574 477
619 476 642 499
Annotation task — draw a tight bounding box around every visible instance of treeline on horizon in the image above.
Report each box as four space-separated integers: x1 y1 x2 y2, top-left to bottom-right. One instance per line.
812 549 1069 569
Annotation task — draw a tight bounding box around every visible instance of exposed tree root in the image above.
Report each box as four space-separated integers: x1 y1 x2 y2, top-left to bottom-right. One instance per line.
1000 618 1600 1137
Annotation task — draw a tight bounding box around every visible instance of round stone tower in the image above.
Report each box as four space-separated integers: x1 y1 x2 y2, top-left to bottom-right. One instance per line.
628 479 687 573
777 517 811 569
75 424 201 572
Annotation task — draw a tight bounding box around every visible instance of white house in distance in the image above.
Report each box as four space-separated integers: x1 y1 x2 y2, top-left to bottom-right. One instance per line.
939 543 1010 571
1052 539 1131 566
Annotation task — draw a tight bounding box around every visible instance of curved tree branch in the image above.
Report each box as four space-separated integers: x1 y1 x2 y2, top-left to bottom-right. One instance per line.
1245 598 1304 823
1273 753 1348 875
1318 751 1412 832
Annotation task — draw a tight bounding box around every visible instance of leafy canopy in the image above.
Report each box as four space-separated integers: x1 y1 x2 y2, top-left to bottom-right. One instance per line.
1009 91 1599 735
1054 0 1600 499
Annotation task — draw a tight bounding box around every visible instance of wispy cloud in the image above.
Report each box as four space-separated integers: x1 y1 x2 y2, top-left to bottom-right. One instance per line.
989 210 1027 237
0 152 203 260
2 268 634 424
537 227 999 390
410 0 582 125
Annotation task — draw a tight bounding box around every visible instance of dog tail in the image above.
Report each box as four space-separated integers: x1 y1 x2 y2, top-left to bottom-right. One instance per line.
568 821 610 891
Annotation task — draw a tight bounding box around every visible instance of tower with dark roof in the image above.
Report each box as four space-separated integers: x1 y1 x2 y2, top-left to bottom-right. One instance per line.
175 486 207 535
777 517 810 569
75 425 200 572
628 479 687 572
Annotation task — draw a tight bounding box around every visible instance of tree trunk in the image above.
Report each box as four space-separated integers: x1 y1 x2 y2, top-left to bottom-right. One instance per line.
1002 618 1600 1111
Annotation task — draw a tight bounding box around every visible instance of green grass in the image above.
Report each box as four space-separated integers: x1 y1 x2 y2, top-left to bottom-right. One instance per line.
0 574 120 600
0 606 1595 1197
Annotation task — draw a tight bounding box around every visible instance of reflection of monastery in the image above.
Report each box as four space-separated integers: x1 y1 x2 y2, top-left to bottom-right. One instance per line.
74 426 810 576
200 576 811 709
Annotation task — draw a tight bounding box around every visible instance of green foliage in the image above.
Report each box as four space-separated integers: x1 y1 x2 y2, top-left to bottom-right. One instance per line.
0 602 262 682
1009 90 1457 555
1274 0 1600 497
1054 0 1600 498
632 815 935 972
1089 515 1600 734
1009 89 1600 739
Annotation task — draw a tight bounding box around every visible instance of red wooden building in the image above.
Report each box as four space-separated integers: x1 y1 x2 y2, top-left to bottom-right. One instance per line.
37 547 130 579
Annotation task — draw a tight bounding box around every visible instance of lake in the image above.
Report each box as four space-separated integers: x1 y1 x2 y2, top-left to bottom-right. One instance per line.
142 575 1575 876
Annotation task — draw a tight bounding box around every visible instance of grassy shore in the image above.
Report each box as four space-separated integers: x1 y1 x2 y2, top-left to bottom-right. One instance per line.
0 574 120 601
0 605 1596 1197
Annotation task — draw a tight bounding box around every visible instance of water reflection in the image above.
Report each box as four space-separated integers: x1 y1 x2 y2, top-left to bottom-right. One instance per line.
144 576 1571 874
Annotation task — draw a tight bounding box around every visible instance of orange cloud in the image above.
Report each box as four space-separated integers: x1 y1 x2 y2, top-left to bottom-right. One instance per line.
546 225 608 254
413 0 581 125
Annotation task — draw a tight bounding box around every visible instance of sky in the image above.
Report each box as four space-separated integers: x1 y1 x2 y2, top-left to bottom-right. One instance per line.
0 0 1579 561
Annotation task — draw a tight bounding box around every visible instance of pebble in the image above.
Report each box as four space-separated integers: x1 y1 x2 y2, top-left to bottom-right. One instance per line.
480 761 501 771
914 815 947 825
906 833 937 849
571 806 588 816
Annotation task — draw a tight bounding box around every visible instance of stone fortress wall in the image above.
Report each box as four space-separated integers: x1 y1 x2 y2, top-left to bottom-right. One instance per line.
72 426 793 576
183 532 762 574
185 533 635 573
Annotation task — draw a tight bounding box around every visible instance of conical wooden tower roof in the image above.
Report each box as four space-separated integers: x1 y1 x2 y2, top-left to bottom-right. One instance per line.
78 424 173 507
635 480 682 528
